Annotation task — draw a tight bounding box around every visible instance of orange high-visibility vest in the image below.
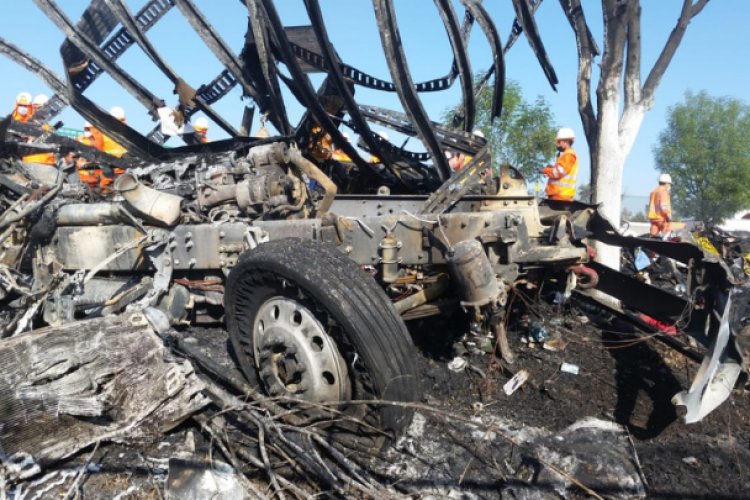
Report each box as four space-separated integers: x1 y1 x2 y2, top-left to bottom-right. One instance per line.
648 184 672 222
77 128 105 151
11 105 33 123
543 147 578 201
101 134 127 158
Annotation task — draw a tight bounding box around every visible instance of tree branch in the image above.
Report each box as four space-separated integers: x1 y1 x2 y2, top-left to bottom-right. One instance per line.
642 0 709 104
595 0 629 156
558 0 598 147
690 0 710 18
597 0 629 96
623 2 642 110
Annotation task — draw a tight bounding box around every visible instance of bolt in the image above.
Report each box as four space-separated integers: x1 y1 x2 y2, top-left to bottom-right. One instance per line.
219 246 226 252
219 260 226 266
344 245 353 254
163 258 171 266
219 231 226 239
189 258 197 267
174 259 181 265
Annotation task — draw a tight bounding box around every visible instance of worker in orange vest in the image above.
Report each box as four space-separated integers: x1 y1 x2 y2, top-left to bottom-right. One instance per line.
101 106 128 158
541 128 578 201
77 122 104 150
648 174 673 237
11 92 57 166
32 94 49 114
194 117 209 143
22 94 59 165
75 122 105 187
11 92 34 122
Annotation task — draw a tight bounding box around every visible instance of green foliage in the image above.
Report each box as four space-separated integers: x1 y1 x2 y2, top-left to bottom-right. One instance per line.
654 91 750 223
444 80 557 182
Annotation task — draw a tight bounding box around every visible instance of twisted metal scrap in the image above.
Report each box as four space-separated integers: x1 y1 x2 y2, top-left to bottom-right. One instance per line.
5 0 558 192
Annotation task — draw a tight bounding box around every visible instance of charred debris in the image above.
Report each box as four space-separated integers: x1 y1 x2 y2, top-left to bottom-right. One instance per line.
0 0 749 497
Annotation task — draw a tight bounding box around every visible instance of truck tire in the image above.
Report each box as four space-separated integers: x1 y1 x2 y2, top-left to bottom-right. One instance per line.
225 237 419 441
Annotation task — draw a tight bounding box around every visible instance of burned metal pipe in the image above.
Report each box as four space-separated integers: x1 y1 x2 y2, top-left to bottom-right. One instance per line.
114 173 183 226
394 275 449 314
288 147 337 215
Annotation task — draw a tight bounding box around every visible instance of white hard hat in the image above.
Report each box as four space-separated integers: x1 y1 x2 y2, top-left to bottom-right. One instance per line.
473 129 485 138
110 106 126 120
659 173 672 184
556 127 575 141
83 121 93 128
376 130 389 141
194 116 209 131
16 92 32 105
33 94 49 106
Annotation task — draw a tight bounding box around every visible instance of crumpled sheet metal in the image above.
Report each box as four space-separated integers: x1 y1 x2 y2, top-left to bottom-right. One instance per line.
584 207 747 423
672 294 743 424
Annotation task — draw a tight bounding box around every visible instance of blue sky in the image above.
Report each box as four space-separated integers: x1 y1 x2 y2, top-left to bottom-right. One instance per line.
0 1 746 199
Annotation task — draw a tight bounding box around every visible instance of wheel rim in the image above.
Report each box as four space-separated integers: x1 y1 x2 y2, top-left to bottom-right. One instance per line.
253 296 351 402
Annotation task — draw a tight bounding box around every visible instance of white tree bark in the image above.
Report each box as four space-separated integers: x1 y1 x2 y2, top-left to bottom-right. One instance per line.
593 98 626 268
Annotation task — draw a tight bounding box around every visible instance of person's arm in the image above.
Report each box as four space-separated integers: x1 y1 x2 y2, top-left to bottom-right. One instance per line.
543 152 574 179
660 189 672 221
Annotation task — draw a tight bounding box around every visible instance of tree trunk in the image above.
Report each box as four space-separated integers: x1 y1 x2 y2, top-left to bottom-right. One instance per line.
592 97 647 269
592 75 624 269
592 143 624 269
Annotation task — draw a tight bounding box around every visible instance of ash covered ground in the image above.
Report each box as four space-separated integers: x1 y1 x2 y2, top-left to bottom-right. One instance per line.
404 302 750 499
10 300 749 499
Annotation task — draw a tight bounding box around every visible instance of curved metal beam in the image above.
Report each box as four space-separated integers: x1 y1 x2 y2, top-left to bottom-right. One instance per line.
433 0 474 132
104 0 239 138
258 0 371 171
33 0 161 115
510 0 558 90
242 0 289 135
461 0 506 121
372 0 451 182
0 37 68 98
173 0 291 134
283 10 475 96
303 0 405 181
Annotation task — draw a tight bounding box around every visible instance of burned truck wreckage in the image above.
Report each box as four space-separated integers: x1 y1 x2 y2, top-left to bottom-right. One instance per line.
1 0 749 495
